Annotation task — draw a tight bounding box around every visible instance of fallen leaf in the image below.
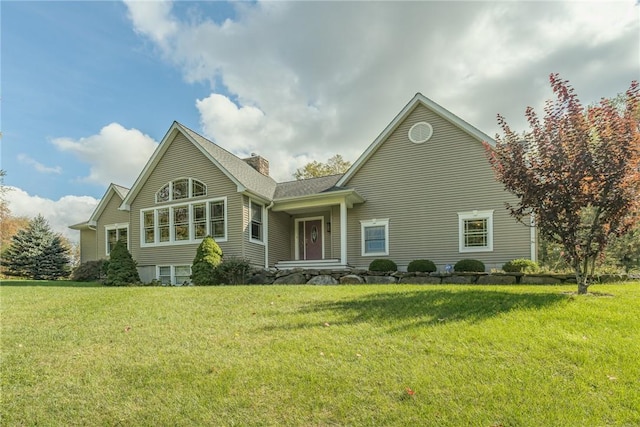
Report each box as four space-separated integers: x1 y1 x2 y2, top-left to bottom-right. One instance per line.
607 375 617 381
405 387 415 396
323 322 330 327
124 326 132 332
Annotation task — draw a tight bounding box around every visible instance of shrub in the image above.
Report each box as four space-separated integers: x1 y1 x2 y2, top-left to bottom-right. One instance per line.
105 239 140 285
454 259 485 272
71 259 108 282
214 257 252 285
503 258 540 273
191 236 223 285
369 259 398 272
407 259 437 273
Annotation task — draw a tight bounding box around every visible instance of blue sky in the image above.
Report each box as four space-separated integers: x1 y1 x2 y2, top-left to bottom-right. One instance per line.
2 1 638 241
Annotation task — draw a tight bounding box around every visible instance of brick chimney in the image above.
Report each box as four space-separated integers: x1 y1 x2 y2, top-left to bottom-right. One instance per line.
243 154 270 176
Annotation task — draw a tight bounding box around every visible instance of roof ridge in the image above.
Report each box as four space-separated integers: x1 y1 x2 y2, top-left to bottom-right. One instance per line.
277 173 344 186
174 121 251 164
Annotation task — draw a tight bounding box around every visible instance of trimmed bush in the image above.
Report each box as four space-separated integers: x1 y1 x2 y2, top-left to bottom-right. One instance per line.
191 236 223 285
369 259 398 272
105 240 140 285
71 259 108 282
454 259 485 272
407 259 437 273
503 258 540 274
214 257 252 285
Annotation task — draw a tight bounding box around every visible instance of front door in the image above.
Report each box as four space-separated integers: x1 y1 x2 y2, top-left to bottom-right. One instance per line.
298 219 323 260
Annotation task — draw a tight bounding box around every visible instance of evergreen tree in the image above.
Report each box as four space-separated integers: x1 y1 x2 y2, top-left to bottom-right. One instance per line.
191 236 223 285
4 214 70 280
105 239 140 285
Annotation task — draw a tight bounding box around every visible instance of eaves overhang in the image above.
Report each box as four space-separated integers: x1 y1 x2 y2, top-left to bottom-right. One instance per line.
69 221 97 231
271 189 365 212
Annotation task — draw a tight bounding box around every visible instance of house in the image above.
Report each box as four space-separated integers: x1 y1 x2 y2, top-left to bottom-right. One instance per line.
70 93 536 284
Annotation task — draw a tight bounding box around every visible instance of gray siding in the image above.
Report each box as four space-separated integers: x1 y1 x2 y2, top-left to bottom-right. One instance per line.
268 210 292 265
345 104 530 270
130 132 244 269
95 192 129 259
241 196 266 267
79 228 97 263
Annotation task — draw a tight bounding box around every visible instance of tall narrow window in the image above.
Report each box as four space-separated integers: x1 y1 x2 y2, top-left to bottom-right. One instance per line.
173 206 189 241
107 229 118 254
250 201 263 242
144 211 155 243
360 219 389 256
158 208 170 242
458 210 494 252
105 224 129 255
210 200 225 239
193 203 207 239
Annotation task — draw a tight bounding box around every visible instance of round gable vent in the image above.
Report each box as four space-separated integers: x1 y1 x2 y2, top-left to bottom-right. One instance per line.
408 121 433 143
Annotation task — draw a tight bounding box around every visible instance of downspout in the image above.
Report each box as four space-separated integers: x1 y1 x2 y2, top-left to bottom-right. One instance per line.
530 213 537 262
265 201 274 269
340 200 347 266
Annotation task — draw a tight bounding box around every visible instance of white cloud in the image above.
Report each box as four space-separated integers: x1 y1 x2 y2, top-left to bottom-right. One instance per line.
52 123 158 188
123 0 177 48
124 1 640 180
17 154 62 174
4 186 99 244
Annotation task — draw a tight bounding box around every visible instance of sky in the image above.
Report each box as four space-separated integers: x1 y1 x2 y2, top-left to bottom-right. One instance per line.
2 0 639 243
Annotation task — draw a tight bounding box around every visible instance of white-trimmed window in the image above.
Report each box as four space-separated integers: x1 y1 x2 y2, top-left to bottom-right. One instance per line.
141 197 227 247
458 210 494 252
155 178 207 203
157 265 191 286
360 219 389 256
105 224 129 255
250 200 264 243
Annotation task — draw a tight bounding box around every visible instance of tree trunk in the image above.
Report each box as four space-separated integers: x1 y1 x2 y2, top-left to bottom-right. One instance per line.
577 281 589 295
574 265 590 295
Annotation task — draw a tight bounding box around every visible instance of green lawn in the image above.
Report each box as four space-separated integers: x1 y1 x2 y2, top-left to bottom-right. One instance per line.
2 281 639 426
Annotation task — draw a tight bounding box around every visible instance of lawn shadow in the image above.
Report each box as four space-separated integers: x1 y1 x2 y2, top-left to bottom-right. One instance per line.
267 288 569 331
0 279 104 288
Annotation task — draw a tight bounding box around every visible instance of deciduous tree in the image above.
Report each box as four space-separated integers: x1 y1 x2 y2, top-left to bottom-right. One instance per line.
293 154 351 180
486 74 640 294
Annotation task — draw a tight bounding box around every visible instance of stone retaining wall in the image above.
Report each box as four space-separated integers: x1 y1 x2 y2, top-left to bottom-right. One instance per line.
245 269 634 286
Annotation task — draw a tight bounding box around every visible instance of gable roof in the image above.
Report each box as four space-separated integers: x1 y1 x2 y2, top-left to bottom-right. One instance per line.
120 122 277 209
337 93 496 186
69 183 129 230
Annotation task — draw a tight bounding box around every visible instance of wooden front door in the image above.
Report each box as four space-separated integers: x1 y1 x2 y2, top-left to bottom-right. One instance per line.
298 219 323 260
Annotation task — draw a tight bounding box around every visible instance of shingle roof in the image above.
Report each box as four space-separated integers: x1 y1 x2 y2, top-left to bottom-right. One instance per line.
176 123 278 200
274 174 343 199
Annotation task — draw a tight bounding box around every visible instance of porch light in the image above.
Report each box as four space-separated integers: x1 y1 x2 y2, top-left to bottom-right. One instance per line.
326 222 331 233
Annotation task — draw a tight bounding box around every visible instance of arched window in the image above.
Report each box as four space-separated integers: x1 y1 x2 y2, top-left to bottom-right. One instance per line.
155 178 207 203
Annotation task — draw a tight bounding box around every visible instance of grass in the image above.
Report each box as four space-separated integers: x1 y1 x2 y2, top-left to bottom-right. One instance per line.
1 281 639 426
